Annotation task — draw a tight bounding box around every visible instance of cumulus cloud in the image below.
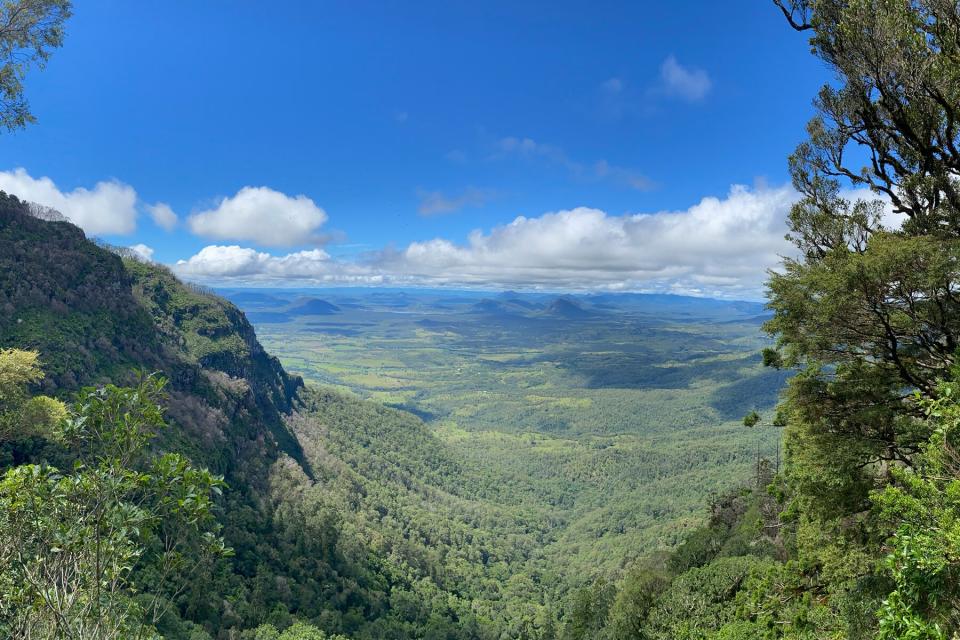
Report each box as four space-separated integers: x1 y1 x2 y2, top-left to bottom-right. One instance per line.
187 186 328 247
417 187 494 216
0 168 138 235
659 55 711 101
128 243 155 261
384 185 796 296
147 202 178 230
173 185 805 298
495 136 653 191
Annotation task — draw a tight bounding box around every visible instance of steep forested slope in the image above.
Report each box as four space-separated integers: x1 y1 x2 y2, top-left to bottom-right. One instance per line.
0 192 301 466
0 194 530 638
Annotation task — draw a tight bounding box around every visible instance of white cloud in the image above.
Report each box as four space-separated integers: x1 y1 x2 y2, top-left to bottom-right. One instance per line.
173 185 802 298
128 243 155 261
383 185 795 296
659 55 711 101
0 168 138 235
147 202 178 231
187 186 328 247
174 245 382 284
417 187 494 216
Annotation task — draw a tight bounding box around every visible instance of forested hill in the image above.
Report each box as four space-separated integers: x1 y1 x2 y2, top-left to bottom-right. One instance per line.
0 192 303 475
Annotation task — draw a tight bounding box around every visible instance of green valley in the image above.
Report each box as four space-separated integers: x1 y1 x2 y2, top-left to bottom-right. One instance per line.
236 289 787 578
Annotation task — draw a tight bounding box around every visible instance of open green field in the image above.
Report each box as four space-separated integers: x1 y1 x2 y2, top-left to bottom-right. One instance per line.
232 289 788 577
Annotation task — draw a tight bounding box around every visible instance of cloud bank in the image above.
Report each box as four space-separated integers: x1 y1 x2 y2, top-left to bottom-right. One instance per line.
174 184 799 298
3 167 891 299
175 245 382 284
187 186 328 247
386 184 793 295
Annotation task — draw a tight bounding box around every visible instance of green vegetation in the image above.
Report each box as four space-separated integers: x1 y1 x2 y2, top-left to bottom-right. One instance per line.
0 347 64 441
554 2 960 638
0 193 789 638
0 359 228 639
9 2 960 636
242 291 787 589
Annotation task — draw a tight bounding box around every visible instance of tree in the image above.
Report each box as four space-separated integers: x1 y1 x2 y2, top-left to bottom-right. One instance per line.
604 563 670 640
766 0 960 515
760 0 960 634
0 347 65 441
560 579 615 640
0 373 230 640
0 0 71 130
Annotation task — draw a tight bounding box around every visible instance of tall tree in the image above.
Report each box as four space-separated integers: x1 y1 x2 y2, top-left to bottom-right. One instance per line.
767 0 960 513
763 0 960 634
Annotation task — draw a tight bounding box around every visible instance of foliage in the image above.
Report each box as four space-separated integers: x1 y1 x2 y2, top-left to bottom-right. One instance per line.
557 482 781 640
0 347 64 441
742 0 960 636
603 562 670 640
873 382 960 638
0 0 71 130
244 621 352 640
559 578 615 640
0 374 229 639
589 2 960 639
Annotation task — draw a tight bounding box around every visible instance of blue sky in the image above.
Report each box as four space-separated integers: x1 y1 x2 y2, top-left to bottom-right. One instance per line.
0 1 832 298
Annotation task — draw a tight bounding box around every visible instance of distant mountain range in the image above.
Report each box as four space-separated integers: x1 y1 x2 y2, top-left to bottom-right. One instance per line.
221 287 771 327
